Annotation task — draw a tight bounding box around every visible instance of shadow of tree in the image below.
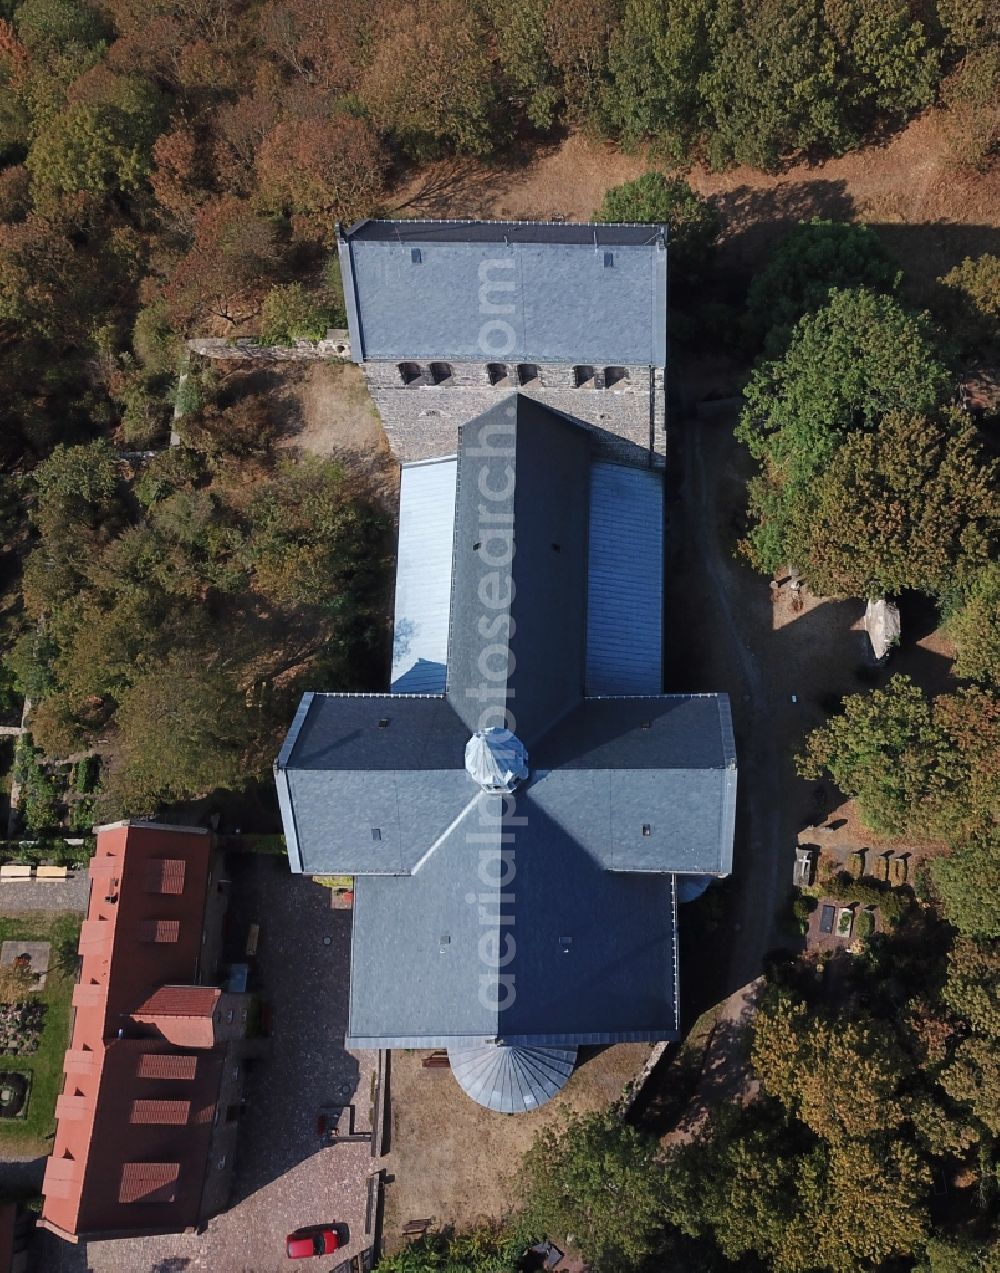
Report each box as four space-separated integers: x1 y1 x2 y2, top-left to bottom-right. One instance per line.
713 178 856 270
391 144 558 220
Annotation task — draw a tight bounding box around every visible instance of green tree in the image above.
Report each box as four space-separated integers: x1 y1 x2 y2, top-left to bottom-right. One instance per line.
596 171 719 274
939 1036 1000 1136
790 410 998 598
375 1223 525 1272
667 1101 930 1271
520 1110 668 1272
931 837 1000 938
746 219 899 354
259 282 339 345
244 458 388 611
700 0 852 170
605 0 710 153
914 1234 1000 1273
798 675 1000 842
823 0 938 123
947 563 1000 685
103 651 254 814
751 988 909 1141
935 0 999 50
486 0 560 132
26 439 122 602
736 288 950 575
937 253 1000 358
942 935 1000 1037
26 72 162 208
14 0 106 56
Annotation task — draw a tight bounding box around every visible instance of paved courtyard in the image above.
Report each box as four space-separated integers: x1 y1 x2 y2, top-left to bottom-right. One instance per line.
38 856 377 1273
0 868 90 913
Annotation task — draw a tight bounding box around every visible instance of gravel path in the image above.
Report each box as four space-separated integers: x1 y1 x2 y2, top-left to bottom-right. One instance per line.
0 870 90 913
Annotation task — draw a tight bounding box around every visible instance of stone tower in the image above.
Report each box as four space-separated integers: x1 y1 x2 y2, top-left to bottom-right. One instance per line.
337 218 668 468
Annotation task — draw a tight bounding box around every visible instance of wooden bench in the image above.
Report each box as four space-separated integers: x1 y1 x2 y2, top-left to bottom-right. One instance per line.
402 1219 433 1239
36 865 69 880
0 864 32 881
245 923 260 956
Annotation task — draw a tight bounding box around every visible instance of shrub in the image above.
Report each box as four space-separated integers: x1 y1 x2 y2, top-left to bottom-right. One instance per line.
259 282 336 345
825 872 915 929
596 172 719 275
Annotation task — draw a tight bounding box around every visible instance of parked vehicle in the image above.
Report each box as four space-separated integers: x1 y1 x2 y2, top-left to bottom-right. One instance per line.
286 1225 341 1259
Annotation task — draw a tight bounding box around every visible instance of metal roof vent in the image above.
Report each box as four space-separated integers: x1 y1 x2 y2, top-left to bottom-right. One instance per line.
465 728 529 793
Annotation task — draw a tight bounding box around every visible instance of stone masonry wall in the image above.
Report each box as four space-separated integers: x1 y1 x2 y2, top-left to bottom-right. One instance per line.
365 361 666 468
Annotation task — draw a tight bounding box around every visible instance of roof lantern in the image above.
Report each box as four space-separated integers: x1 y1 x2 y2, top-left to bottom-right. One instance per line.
465 728 529 793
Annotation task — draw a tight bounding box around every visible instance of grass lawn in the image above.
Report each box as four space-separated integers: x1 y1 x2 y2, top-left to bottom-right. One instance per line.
0 911 81 1157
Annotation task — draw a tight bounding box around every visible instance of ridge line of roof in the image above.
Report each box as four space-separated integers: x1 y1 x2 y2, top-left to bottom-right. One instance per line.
410 793 482 874
346 217 668 231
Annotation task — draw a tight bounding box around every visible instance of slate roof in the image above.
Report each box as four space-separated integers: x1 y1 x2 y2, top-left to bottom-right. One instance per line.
390 458 457 693
447 396 591 742
275 395 736 1050
586 461 664 693
338 218 668 365
390 453 665 700
347 791 681 1048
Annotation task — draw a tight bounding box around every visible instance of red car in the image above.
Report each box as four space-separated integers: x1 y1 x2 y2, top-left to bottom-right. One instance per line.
286 1225 341 1259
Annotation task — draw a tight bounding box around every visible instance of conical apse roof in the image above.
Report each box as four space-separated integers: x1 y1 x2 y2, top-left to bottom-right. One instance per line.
447 1044 576 1113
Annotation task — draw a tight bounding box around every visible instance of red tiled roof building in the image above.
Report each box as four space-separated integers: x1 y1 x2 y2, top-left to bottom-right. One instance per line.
41 822 257 1243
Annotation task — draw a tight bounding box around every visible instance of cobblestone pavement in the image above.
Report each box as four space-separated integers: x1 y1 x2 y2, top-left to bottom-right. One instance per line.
0 868 90 913
38 856 377 1273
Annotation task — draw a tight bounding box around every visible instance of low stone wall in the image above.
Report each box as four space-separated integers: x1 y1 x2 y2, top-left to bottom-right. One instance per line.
188 333 352 362
184 342 667 468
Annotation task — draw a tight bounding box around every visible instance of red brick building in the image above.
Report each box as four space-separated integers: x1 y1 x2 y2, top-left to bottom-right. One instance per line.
41 822 258 1243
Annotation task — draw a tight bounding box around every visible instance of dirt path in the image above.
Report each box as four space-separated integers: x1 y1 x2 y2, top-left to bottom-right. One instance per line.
665 395 876 1004
687 416 786 991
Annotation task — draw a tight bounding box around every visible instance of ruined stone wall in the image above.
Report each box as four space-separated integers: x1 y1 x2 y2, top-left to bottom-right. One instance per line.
364 360 666 468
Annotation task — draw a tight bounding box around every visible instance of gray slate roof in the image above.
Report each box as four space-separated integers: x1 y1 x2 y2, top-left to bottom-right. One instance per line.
447 396 591 743
586 461 664 693
390 458 457 693
347 792 680 1048
389 453 665 700
338 218 668 366
275 393 735 1049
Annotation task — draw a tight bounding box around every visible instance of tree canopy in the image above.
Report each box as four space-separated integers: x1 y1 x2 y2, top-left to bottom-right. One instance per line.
596 171 719 275
788 409 998 599
746 219 899 355
10 381 390 818
519 1110 668 1272
947 563 1000 686
799 674 1000 843
736 288 951 576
